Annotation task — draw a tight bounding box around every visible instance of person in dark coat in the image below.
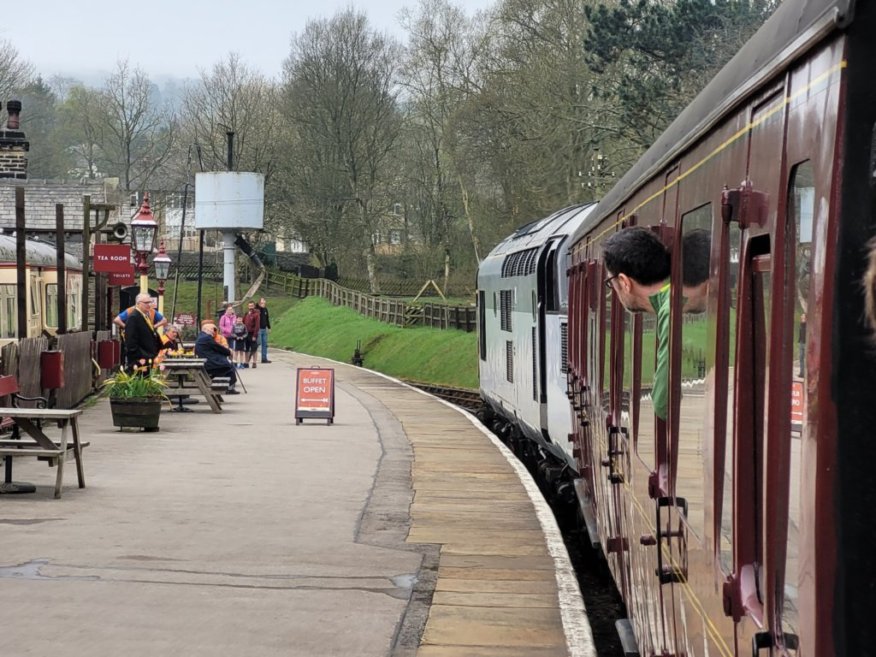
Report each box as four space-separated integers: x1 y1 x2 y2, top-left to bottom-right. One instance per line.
124 293 160 370
194 323 239 394
257 297 272 363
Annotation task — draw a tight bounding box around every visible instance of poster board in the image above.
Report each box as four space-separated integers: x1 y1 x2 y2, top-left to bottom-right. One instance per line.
295 367 335 425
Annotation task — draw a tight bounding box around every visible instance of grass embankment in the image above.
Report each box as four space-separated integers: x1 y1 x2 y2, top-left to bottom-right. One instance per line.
270 297 478 389
160 279 298 321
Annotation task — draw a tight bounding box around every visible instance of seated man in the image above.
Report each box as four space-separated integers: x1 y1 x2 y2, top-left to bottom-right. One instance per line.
194 322 239 394
155 324 183 364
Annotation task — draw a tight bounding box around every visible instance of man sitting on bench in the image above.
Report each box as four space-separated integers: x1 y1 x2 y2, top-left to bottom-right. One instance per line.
194 323 240 395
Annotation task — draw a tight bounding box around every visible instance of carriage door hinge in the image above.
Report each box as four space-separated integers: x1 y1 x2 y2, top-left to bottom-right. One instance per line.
721 179 768 229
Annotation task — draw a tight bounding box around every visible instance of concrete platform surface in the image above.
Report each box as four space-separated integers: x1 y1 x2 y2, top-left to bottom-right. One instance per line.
0 349 593 657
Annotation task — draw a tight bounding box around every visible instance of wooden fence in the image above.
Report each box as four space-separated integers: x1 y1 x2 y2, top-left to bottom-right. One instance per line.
266 271 477 332
0 330 114 410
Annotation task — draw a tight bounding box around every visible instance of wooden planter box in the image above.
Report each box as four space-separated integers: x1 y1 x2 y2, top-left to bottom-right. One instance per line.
110 398 162 430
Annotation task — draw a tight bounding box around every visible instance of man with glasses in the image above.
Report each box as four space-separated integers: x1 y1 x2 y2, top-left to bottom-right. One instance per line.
603 227 671 420
124 293 161 371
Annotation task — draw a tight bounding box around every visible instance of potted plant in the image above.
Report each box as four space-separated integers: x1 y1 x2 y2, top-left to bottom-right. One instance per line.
103 366 169 431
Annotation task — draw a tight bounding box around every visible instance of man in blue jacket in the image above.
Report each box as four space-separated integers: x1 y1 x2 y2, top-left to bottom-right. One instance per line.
194 323 239 394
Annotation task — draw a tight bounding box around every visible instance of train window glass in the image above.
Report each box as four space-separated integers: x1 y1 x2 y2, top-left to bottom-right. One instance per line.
621 310 633 432
720 221 742 573
782 160 814 638
478 291 486 361
30 280 40 317
45 284 59 328
0 285 16 338
676 205 712 540
636 310 658 469
546 246 561 312
602 281 612 394
67 291 79 330
532 327 538 401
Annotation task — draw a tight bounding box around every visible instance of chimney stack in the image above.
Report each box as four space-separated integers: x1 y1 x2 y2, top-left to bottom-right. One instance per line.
0 99 29 179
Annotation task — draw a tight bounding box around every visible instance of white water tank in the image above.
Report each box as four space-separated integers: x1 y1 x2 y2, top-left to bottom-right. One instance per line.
194 172 264 229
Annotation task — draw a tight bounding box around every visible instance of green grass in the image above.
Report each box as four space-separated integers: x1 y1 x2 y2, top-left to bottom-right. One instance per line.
160 279 298 324
270 297 478 389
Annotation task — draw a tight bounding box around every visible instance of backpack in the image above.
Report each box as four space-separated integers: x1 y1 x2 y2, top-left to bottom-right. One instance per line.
232 318 247 338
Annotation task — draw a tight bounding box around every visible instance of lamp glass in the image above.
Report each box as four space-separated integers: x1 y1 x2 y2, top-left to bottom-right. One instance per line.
153 257 171 281
132 224 156 253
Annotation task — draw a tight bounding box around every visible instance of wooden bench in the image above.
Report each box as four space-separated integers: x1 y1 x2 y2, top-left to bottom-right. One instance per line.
162 360 223 413
0 375 85 499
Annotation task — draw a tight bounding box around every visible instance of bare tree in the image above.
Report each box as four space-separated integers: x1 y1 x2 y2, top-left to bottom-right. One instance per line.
0 40 33 101
282 10 401 293
178 53 282 177
57 85 106 179
400 0 488 287
101 60 176 191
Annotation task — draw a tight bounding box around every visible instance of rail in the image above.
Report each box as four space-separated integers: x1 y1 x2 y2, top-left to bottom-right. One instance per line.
408 383 482 411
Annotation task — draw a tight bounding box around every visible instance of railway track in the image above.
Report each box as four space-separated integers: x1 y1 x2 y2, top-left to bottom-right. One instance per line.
407 383 482 411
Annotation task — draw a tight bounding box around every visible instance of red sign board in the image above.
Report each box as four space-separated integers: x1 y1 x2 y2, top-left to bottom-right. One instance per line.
295 367 335 425
108 271 135 286
174 313 196 327
790 379 805 427
93 244 133 273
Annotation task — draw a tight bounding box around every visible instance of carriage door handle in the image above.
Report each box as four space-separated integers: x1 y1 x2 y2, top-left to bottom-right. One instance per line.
655 496 688 584
601 425 626 484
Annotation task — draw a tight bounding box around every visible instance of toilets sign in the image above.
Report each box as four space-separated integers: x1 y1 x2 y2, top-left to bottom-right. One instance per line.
295 367 335 425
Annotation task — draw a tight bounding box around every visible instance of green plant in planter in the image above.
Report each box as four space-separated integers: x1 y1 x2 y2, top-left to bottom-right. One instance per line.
103 367 169 400
104 368 169 431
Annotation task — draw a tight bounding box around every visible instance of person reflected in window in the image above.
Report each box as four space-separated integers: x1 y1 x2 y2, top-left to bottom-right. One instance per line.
682 229 711 314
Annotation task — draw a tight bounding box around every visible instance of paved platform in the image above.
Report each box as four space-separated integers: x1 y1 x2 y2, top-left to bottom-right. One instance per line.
0 350 593 657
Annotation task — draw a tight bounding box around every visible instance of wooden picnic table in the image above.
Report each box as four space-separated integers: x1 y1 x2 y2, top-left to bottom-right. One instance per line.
0 407 85 499
162 359 223 413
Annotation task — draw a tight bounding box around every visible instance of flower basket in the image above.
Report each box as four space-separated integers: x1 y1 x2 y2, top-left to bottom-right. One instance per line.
103 367 168 431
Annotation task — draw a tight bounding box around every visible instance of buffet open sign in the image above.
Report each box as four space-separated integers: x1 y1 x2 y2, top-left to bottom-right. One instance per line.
295 367 335 425
93 244 132 273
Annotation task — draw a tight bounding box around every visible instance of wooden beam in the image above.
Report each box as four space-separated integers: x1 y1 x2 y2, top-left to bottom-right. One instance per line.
55 204 66 334
15 188 26 340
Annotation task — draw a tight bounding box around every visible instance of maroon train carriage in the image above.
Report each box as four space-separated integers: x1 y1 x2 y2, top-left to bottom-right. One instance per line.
564 0 876 655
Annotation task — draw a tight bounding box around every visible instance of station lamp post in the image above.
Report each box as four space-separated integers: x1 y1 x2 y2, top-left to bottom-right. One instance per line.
130 193 157 294
153 241 172 315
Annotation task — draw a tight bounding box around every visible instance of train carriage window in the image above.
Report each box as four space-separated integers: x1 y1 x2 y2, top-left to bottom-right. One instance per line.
676 205 712 540
30 281 40 317
636 304 658 469
478 291 486 361
67 291 79 331
0 285 16 338
45 284 59 328
602 279 613 396
782 161 814 638
719 222 742 573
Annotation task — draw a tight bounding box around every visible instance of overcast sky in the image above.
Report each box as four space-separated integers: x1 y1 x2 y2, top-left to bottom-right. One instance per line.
1 0 496 82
